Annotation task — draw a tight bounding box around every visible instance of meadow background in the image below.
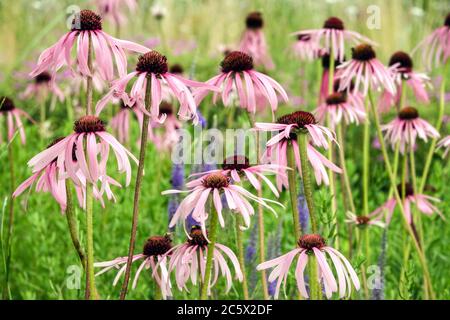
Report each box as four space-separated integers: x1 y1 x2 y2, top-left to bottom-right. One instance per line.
0 0 449 300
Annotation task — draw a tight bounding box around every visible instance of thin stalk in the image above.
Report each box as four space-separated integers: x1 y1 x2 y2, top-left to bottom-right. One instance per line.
336 123 356 213
287 141 301 240
120 77 152 300
84 183 96 300
419 60 448 193
355 228 369 298
235 215 249 299
200 203 219 299
362 97 370 215
65 180 86 268
307 254 322 300
2 138 15 300
298 133 318 233
368 89 435 299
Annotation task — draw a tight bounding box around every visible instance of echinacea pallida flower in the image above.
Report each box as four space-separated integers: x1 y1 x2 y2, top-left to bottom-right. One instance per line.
94 235 173 299
150 101 182 152
110 102 144 144
193 51 288 117
381 106 440 154
413 13 450 69
291 34 325 61
96 51 218 124
95 0 137 28
166 226 243 295
30 9 148 82
22 71 65 102
257 234 360 299
239 12 274 70
437 135 450 157
26 116 137 190
292 16 376 62
162 172 283 238
379 51 430 112
189 155 286 197
345 212 385 228
371 183 444 225
336 44 397 96
0 96 34 145
255 111 342 188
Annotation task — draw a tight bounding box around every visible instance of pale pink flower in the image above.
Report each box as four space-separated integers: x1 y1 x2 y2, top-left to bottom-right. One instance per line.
162 173 283 238
292 16 376 62
437 135 450 157
239 12 274 70
257 234 360 299
96 51 217 124
371 183 444 224
149 101 181 151
255 111 342 188
22 71 65 102
381 106 440 153
111 102 144 144
336 44 397 96
315 91 366 128
318 54 342 104
0 96 34 145
194 51 288 117
345 212 385 228
94 235 172 299
166 226 242 295
413 13 450 69
189 155 287 197
26 116 138 190
291 34 325 61
95 0 137 27
30 10 148 82
379 51 430 112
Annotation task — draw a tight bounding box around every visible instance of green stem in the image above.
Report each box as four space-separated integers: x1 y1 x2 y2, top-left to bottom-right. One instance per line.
362 97 370 215
120 77 152 300
307 254 322 300
298 133 317 233
368 89 435 299
85 183 96 300
65 180 86 268
200 205 219 300
419 60 448 193
336 123 356 213
235 216 249 300
287 141 301 240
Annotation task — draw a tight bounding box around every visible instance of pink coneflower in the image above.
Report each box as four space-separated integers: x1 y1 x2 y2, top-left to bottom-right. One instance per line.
371 183 444 224
239 12 274 70
413 13 450 69
95 0 137 27
379 51 430 112
110 101 144 144
166 226 243 294
22 71 65 102
150 101 181 151
318 54 342 103
189 155 286 197
291 34 325 61
194 51 288 117
162 173 283 237
94 235 172 299
255 111 342 188
30 9 148 82
315 91 366 128
345 212 385 228
26 115 138 189
293 16 375 62
381 106 440 153
257 234 360 299
336 44 397 96
96 51 216 124
437 135 450 157
0 96 34 145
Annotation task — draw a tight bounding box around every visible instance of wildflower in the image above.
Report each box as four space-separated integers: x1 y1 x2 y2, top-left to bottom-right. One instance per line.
345 212 385 228
291 34 325 61
437 135 450 157
110 101 144 144
315 91 366 127
0 96 34 145
95 0 137 27
22 71 64 102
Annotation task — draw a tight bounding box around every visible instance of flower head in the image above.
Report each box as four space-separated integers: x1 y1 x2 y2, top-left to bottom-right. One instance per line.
437 135 450 157
194 51 288 118
291 34 325 61
0 96 34 144
257 233 360 299
94 234 173 299
381 106 440 153
110 101 144 144
166 226 243 294
30 9 149 82
315 91 366 127
96 51 217 124
293 16 376 62
345 211 385 228
336 44 397 95
95 0 137 27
